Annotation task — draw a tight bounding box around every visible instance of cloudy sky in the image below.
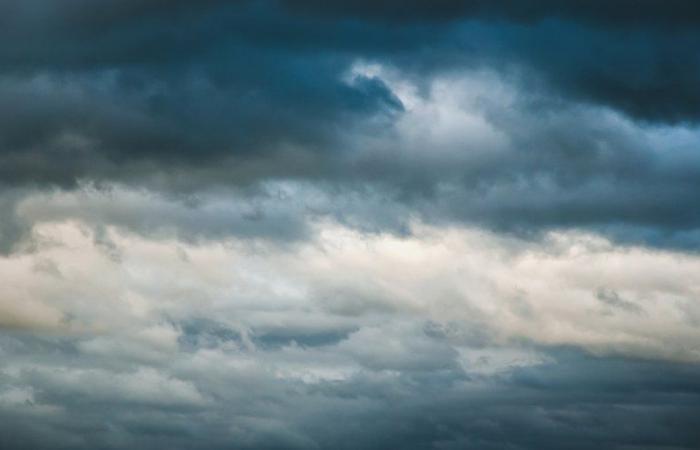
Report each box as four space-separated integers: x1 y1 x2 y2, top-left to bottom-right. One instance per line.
2 1 700 449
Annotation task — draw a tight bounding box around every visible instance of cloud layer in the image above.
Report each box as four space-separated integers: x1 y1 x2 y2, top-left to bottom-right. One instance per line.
2 2 700 449
2 219 700 449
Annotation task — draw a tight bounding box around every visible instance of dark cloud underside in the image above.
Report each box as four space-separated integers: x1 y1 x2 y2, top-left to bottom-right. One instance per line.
1 2 699 250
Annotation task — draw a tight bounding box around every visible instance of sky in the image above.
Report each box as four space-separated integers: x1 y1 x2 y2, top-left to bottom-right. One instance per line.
1 1 700 449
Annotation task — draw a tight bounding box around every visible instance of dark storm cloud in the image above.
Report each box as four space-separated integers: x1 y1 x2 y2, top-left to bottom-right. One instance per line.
1 0 698 177
1 0 700 250
0 0 407 188
283 0 700 26
290 0 700 124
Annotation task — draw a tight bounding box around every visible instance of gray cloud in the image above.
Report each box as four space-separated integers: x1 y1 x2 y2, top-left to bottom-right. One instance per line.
1 217 699 449
2 3 700 448
2 329 699 450
0 0 699 252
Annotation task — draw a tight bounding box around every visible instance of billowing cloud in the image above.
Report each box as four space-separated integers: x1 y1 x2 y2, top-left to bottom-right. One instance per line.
2 218 700 448
2 2 700 449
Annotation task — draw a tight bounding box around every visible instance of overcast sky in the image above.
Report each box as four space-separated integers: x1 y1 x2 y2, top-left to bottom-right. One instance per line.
2 1 700 449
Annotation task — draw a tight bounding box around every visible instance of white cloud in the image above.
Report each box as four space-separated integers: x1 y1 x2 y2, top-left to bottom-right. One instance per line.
1 198 699 362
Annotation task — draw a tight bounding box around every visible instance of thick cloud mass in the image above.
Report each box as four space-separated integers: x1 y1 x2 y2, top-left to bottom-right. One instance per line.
1 0 700 248
284 0 700 24
2 222 700 449
2 2 700 449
